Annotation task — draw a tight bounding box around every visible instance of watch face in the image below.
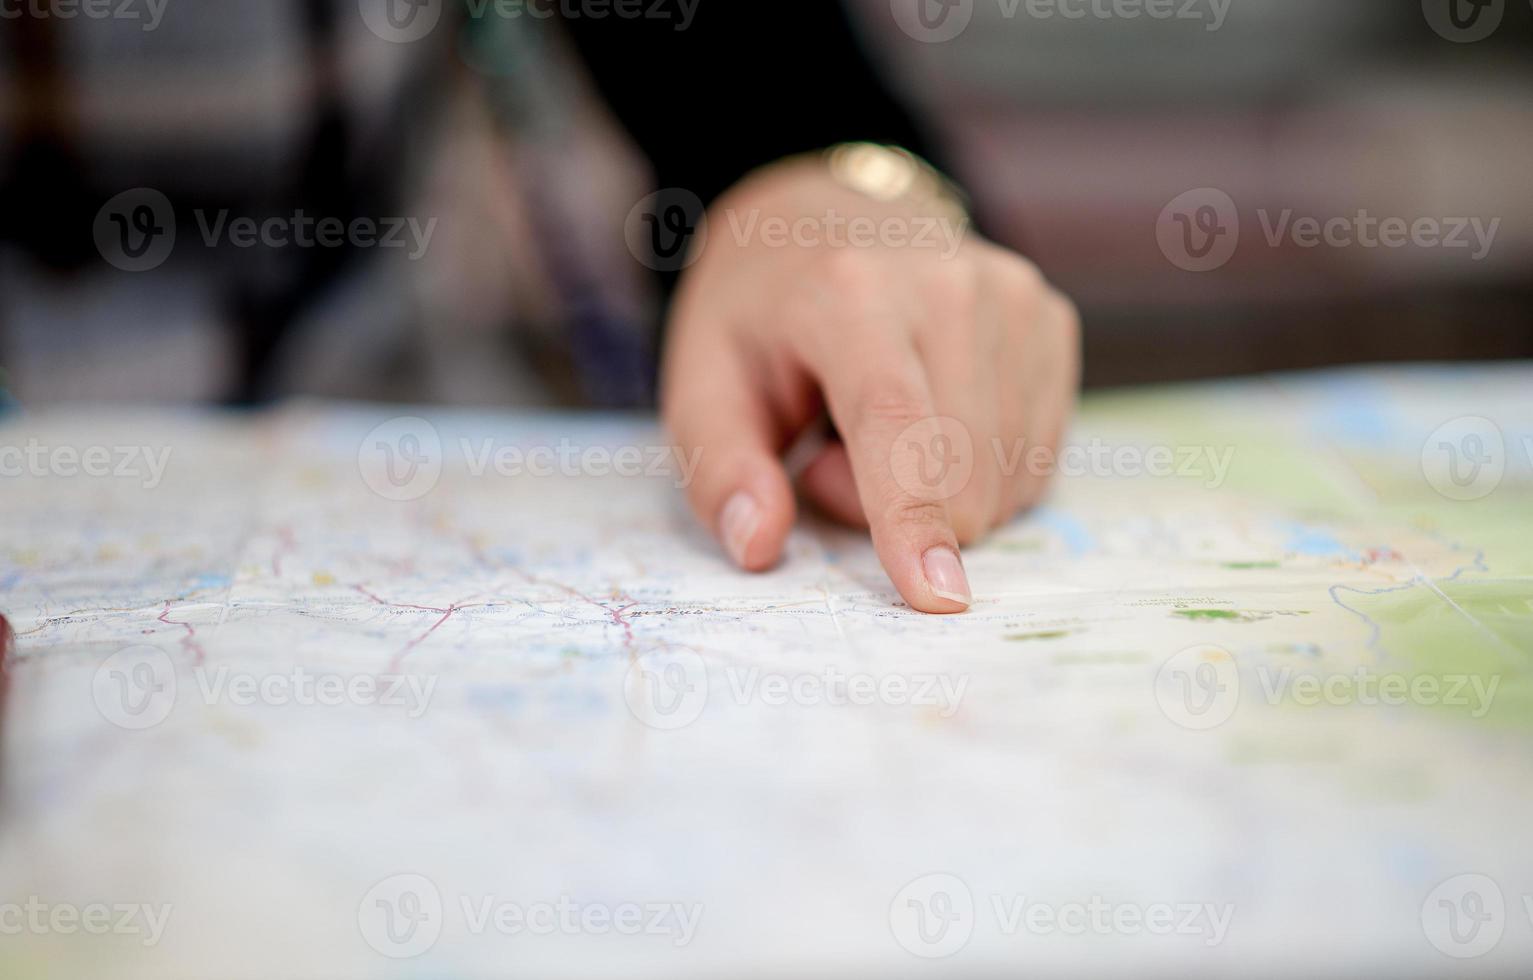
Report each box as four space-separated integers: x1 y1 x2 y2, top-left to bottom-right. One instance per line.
828 143 969 224
828 143 921 203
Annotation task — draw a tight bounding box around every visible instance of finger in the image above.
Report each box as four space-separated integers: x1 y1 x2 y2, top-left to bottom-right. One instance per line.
916 269 1003 544
995 333 1032 526
818 336 972 614
662 330 796 573
991 258 1043 521
980 251 1069 521
1007 287 1081 517
799 441 868 528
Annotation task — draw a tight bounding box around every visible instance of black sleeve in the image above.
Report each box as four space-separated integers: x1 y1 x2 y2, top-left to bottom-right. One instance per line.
559 3 940 208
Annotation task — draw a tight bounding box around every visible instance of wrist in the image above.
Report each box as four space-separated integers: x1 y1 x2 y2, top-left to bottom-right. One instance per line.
715 144 969 225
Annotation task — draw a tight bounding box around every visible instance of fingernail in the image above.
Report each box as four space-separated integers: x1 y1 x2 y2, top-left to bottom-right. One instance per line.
922 546 972 607
720 491 761 568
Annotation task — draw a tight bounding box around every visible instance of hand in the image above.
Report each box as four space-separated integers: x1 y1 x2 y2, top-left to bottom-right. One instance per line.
660 157 1080 613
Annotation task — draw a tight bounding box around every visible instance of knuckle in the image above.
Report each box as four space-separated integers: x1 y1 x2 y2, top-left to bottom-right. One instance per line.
777 289 833 343
853 383 930 433
884 496 950 531
996 254 1046 307
1057 294 1083 346
818 247 883 297
1046 286 1081 330
1044 292 1084 383
921 256 981 320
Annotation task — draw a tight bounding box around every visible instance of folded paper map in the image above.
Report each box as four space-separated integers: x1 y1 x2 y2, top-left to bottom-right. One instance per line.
2 365 1530 977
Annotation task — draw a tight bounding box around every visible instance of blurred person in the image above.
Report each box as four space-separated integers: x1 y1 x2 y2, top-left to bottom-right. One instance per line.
0 1 1081 614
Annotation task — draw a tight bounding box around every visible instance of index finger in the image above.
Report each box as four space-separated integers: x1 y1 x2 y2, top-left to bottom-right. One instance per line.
819 339 973 614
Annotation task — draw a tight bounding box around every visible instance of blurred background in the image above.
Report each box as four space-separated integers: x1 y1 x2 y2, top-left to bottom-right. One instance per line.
1 0 1530 406
858 0 1533 385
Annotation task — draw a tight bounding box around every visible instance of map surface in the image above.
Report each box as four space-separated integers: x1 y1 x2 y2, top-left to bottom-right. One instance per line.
2 365 1531 977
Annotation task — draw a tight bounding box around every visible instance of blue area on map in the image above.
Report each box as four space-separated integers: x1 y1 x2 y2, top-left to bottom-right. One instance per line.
1281 522 1359 560
191 572 232 591
467 685 525 712
1306 377 1395 448
1382 842 1433 883
1030 508 1098 557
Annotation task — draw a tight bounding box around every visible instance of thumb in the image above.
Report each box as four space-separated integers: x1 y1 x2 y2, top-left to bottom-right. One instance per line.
663 339 796 572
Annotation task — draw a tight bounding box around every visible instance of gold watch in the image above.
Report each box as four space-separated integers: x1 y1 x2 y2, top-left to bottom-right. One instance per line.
824 142 970 224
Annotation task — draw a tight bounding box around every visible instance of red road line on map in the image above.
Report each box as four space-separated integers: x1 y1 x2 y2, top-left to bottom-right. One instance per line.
459 545 643 655
390 605 462 672
610 602 637 651
352 584 453 614
271 525 296 577
351 584 474 670
158 600 206 666
523 571 639 653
